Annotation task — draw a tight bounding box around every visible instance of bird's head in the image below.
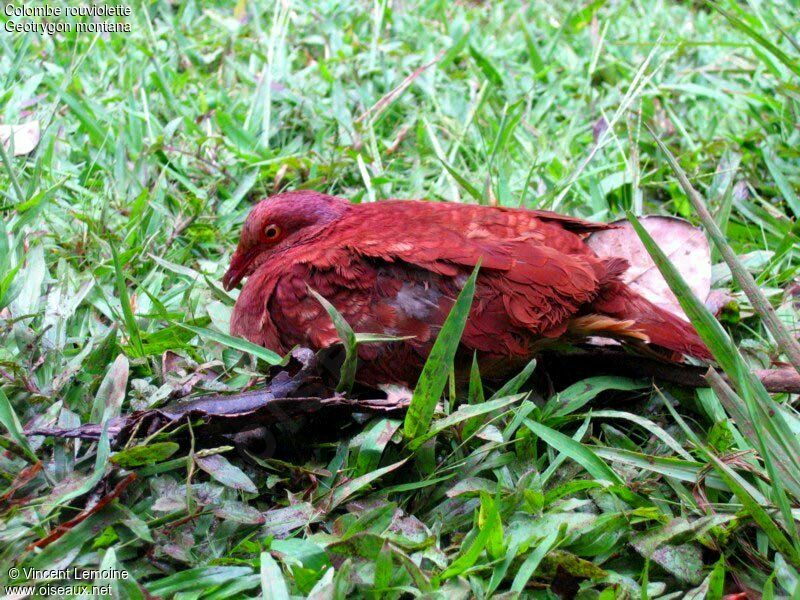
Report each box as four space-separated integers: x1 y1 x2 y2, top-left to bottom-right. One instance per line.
222 191 350 291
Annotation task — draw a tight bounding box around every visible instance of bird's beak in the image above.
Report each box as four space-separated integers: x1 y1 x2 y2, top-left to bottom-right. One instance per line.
222 247 257 291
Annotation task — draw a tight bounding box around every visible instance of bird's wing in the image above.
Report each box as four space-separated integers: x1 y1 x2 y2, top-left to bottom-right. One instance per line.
307 201 605 267
287 203 608 341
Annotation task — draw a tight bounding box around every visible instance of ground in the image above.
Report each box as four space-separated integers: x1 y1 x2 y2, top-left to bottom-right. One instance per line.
1 0 799 598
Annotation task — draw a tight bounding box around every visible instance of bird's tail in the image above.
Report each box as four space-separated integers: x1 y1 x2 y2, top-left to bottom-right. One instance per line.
584 280 713 361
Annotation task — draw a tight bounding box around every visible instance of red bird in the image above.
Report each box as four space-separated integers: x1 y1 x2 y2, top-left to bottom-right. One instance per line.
223 191 710 386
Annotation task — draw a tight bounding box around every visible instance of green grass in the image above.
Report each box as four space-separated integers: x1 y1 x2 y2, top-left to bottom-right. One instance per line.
1 0 800 597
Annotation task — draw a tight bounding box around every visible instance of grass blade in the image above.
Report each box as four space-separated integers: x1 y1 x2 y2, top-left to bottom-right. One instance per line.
708 2 800 79
440 491 503 579
308 287 413 392
260 552 290 600
488 357 537 401
179 324 285 366
510 528 561 593
412 394 523 448
308 287 359 393
0 388 38 463
629 211 800 552
543 376 646 420
404 264 479 441
524 419 623 485
661 395 800 567
110 242 145 359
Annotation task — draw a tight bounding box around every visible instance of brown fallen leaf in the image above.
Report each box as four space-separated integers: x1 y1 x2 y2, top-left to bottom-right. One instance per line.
25 351 410 446
26 393 411 446
0 121 41 156
588 215 711 321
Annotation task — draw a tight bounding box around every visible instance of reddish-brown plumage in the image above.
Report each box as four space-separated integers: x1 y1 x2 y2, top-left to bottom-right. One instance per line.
224 191 711 385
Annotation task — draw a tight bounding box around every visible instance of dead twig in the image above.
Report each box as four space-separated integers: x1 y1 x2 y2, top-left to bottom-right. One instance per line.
355 51 445 124
547 349 800 394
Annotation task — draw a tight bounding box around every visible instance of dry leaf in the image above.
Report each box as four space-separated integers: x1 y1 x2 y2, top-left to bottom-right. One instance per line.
0 121 41 156
26 350 411 445
588 216 711 321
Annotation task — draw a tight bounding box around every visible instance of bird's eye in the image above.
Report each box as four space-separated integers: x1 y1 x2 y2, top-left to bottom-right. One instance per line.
264 224 281 240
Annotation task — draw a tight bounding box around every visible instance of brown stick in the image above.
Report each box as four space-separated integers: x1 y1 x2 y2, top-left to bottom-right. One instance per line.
547 350 800 394
355 51 445 124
